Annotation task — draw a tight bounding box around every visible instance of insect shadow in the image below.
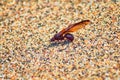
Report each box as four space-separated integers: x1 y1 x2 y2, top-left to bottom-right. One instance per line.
48 40 71 48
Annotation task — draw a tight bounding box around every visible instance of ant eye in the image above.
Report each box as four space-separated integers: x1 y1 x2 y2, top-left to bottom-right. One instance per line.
64 33 74 41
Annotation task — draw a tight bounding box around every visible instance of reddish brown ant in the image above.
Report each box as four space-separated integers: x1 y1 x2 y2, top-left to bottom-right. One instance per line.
50 20 91 42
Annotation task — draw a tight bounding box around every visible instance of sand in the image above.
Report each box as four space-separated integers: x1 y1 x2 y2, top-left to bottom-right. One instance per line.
0 0 120 80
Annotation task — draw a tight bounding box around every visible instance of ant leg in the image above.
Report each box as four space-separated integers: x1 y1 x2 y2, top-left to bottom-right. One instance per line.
64 33 74 42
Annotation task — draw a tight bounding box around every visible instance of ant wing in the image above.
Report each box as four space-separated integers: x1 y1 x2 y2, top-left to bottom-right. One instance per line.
57 28 66 36
57 20 91 35
65 20 91 33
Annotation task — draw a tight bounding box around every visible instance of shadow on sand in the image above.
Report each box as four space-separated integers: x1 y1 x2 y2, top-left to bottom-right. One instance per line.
48 40 71 48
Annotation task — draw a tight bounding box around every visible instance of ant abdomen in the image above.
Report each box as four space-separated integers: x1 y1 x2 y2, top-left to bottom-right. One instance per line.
64 33 74 42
